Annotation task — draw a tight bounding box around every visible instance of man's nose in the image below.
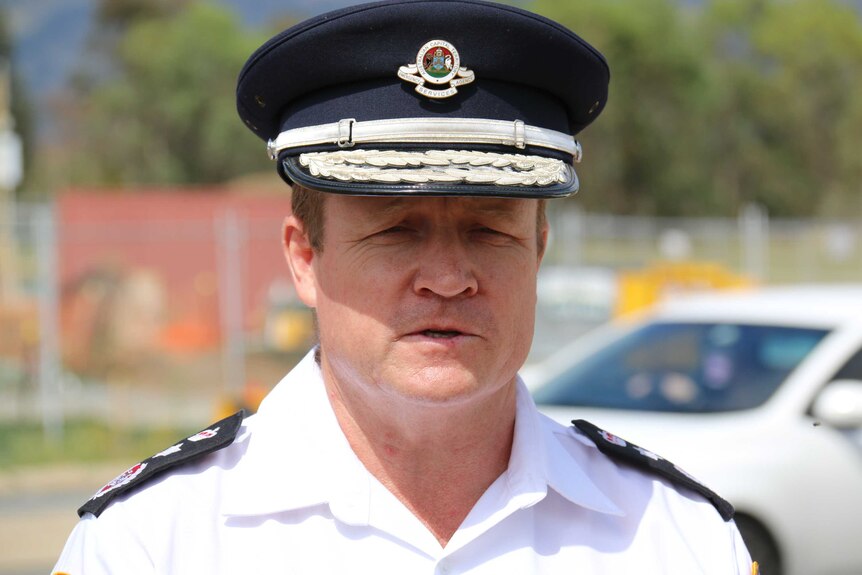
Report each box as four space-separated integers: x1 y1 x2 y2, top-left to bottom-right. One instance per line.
412 233 479 299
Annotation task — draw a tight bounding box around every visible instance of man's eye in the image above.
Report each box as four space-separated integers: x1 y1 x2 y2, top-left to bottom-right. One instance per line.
474 227 505 236
380 226 410 234
371 226 414 240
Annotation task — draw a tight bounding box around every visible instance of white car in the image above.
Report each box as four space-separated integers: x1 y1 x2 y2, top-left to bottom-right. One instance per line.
527 285 862 575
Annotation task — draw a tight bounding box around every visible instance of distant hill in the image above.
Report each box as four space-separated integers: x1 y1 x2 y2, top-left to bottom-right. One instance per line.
1 0 93 133
0 0 380 140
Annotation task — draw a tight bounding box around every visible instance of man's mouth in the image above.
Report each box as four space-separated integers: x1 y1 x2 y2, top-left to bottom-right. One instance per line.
420 329 463 339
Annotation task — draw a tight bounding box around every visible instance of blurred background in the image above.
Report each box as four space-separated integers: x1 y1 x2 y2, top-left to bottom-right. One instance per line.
0 0 860 572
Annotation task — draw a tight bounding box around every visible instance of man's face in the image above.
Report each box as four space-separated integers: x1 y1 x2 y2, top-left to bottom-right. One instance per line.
287 195 547 407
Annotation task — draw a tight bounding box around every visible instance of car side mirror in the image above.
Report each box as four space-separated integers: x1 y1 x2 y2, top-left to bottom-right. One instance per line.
811 380 862 429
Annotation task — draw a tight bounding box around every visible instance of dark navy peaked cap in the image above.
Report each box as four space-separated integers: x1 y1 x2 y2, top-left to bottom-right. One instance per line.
237 0 610 198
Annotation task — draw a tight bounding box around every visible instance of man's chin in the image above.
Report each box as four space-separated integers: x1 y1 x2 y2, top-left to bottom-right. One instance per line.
380 366 512 406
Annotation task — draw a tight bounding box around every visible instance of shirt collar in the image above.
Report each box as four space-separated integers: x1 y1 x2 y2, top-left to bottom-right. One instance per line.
221 349 372 518
222 351 622 520
506 377 624 517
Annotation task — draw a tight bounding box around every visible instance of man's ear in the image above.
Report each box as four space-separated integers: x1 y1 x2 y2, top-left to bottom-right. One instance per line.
282 215 317 308
537 221 549 266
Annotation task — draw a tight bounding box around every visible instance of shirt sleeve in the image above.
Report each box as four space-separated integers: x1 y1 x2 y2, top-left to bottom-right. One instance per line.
729 519 754 574
52 513 155 575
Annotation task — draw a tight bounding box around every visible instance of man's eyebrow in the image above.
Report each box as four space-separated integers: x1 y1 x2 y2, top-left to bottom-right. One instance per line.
373 197 413 216
351 197 417 223
358 197 527 221
463 199 526 220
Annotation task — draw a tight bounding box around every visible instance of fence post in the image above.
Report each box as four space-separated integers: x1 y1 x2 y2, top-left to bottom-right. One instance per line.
216 210 246 403
35 203 63 443
564 204 584 267
739 203 768 282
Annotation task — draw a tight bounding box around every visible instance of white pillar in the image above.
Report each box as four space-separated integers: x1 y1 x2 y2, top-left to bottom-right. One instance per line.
35 204 63 443
216 210 246 401
739 203 769 282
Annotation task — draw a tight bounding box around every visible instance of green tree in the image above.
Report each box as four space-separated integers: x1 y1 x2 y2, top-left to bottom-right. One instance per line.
705 0 862 216
531 0 862 217
0 9 34 194
531 0 723 215
96 0 192 30
64 3 271 186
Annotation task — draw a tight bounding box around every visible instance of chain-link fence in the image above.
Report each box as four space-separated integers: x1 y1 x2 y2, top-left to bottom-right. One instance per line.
2 196 861 435
545 204 862 282
0 194 314 443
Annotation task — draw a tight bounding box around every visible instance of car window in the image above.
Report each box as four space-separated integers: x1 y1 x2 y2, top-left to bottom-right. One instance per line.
532 322 829 413
831 347 862 381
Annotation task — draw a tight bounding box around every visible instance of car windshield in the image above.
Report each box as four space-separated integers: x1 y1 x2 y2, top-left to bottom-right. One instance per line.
532 322 829 413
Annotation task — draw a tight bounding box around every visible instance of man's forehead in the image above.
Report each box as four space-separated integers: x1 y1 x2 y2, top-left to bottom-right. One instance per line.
333 195 534 218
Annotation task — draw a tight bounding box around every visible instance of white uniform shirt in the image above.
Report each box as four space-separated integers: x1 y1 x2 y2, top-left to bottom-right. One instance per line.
54 349 752 574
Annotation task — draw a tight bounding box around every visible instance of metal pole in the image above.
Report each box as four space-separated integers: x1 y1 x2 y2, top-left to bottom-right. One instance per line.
0 191 15 301
563 204 584 268
35 204 63 443
216 210 246 402
0 60 22 304
740 203 768 282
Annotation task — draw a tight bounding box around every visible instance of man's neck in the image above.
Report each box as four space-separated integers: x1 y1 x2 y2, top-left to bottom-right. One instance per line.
322 370 517 547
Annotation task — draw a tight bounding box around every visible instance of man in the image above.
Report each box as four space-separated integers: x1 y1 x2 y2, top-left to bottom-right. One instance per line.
54 1 755 573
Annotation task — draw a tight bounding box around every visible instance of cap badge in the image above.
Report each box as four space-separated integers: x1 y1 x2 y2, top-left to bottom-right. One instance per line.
398 40 475 99
91 462 148 499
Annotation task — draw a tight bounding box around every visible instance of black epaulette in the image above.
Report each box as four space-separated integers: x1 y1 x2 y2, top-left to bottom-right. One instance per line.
572 419 735 522
78 410 245 518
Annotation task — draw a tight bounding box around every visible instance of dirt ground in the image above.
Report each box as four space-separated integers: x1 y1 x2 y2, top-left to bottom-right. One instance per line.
0 463 124 574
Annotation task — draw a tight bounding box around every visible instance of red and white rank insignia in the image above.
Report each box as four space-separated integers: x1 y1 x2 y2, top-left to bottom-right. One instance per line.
398 39 475 99
188 426 220 442
92 462 148 499
154 443 183 458
635 446 661 461
599 429 628 447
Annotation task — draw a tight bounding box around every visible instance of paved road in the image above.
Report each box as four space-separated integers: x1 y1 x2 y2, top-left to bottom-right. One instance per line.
0 464 121 575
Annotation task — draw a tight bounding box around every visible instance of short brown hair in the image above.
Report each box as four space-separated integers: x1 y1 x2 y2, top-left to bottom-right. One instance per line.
290 185 547 254
290 185 327 251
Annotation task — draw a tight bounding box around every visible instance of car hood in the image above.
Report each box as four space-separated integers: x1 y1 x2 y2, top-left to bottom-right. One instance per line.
537 404 773 483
